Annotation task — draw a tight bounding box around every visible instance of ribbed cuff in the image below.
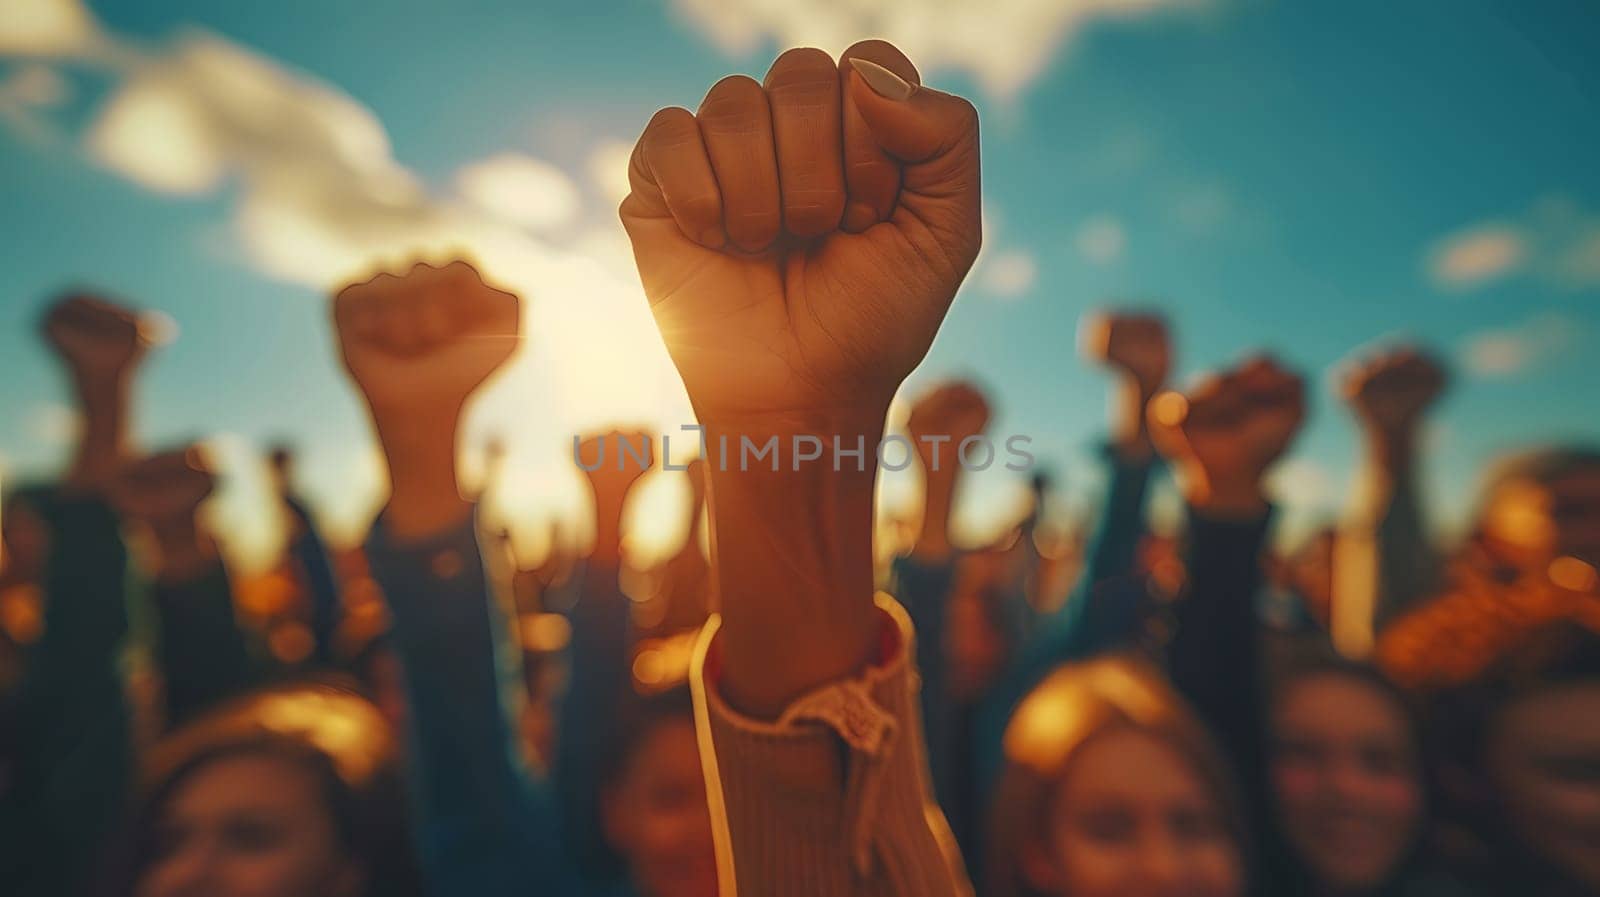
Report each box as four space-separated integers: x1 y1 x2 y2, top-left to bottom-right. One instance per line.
691 595 973 897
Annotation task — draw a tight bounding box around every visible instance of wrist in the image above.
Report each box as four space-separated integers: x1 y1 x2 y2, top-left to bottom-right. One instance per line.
72 369 132 404
1182 463 1269 518
912 481 955 561
149 519 218 584
590 517 624 565
696 407 886 717
373 407 468 542
1363 425 1417 475
1110 376 1156 460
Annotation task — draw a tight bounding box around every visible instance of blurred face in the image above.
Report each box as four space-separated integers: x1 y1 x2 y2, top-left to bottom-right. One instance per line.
1487 682 1600 890
1483 467 1600 570
603 716 717 897
1025 727 1244 897
1271 673 1423 891
137 752 361 897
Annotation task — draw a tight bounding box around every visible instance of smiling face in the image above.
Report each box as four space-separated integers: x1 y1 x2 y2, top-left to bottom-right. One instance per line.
135 751 362 897
1271 671 1424 891
1487 681 1600 890
602 715 718 897
1024 726 1245 897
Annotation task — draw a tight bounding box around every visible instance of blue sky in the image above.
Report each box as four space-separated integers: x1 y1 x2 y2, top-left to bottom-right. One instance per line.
2 0 1598 567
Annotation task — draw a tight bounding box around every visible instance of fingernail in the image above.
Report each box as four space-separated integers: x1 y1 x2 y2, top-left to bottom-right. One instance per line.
850 58 915 101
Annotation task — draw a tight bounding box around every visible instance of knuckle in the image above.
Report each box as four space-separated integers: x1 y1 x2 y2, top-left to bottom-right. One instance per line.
646 107 699 145
698 77 766 133
765 48 838 99
676 192 723 223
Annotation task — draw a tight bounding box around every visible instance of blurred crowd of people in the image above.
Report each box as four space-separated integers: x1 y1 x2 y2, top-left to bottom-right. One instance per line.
3 39 1599 897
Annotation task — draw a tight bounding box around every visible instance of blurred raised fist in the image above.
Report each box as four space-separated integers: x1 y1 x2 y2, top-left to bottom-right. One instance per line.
112 447 216 529
1340 346 1447 435
1150 356 1306 513
576 429 654 563
621 41 982 424
576 429 654 503
42 293 151 384
333 261 521 417
906 381 991 476
1082 311 1171 396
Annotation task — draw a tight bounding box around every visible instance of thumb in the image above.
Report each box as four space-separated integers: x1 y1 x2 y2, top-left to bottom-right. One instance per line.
847 59 978 164
847 58 981 251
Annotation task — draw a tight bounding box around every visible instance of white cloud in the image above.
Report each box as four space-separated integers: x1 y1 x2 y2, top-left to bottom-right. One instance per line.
24 402 75 447
1427 197 1600 293
6 11 697 545
1460 313 1580 379
671 0 1197 98
1075 215 1125 264
1 63 68 105
0 62 70 142
88 74 228 193
979 249 1037 298
0 0 97 56
1267 457 1334 509
587 138 635 208
457 152 581 231
1427 224 1525 289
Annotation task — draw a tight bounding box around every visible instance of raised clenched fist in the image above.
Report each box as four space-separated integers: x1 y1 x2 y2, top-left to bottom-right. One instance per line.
112 447 216 529
576 429 654 564
1150 356 1306 513
620 41 982 424
42 293 152 384
576 429 654 507
1340 346 1447 435
906 381 991 476
1082 311 1171 396
333 261 521 417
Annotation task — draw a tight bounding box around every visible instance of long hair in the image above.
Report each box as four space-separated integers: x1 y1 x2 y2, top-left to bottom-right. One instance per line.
984 653 1250 897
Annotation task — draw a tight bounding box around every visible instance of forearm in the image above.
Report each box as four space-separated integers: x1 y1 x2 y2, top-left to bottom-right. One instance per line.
1352 428 1438 624
1080 443 1156 590
153 561 256 728
148 517 220 586
374 410 470 542
555 559 634 875
28 491 131 684
286 507 342 663
1172 506 1273 849
701 410 883 719
911 473 957 562
1109 375 1156 461
66 375 131 491
15 489 135 897
367 516 569 895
